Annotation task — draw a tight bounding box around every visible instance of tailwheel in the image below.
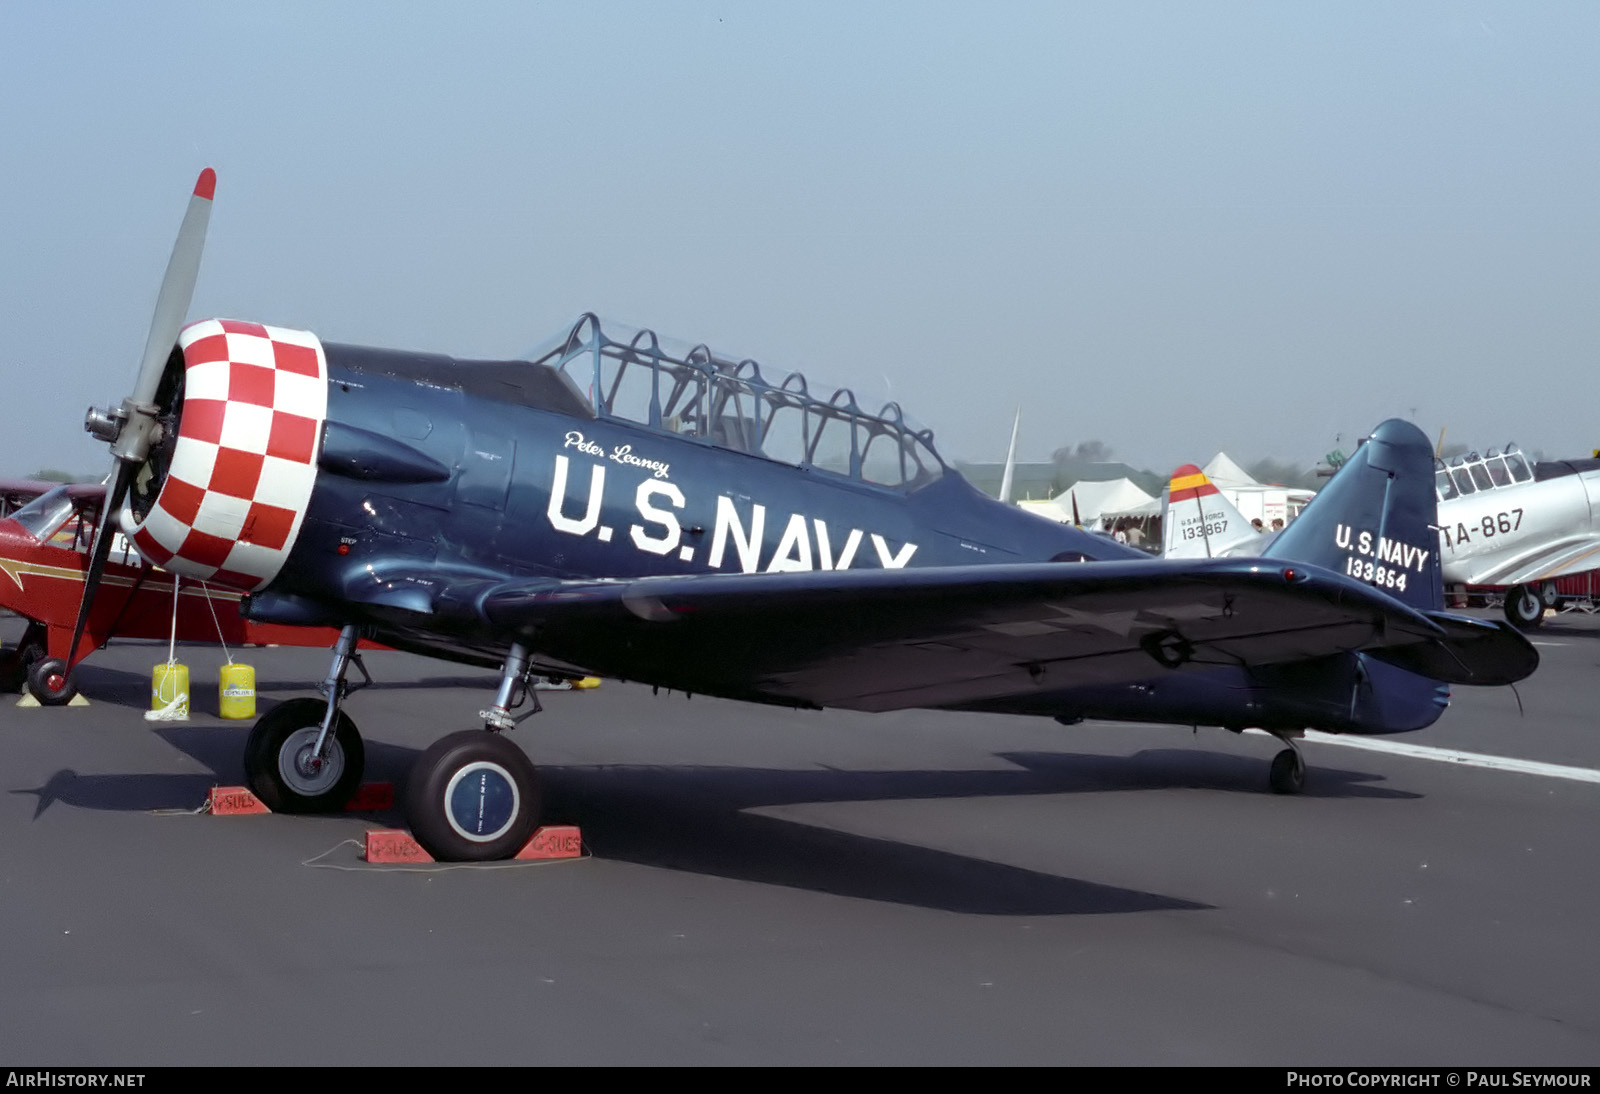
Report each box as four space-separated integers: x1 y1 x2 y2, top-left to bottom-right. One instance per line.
26 657 79 707
244 697 365 813
403 730 541 861
1269 747 1305 795
1504 584 1545 630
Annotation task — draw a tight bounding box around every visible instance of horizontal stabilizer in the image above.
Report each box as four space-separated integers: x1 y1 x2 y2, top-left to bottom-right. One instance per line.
1365 611 1538 686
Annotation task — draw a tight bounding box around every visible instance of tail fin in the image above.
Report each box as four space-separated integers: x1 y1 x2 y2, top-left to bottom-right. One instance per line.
1264 419 1442 611
998 407 1020 502
1161 464 1262 558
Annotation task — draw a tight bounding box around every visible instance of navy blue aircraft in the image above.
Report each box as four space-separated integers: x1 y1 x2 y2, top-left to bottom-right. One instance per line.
68 171 1537 861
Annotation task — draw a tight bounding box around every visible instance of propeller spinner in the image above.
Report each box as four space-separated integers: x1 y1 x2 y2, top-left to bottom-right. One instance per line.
71 168 216 667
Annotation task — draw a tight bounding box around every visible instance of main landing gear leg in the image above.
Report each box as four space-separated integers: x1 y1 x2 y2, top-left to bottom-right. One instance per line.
403 641 544 861
1268 732 1306 795
243 625 369 812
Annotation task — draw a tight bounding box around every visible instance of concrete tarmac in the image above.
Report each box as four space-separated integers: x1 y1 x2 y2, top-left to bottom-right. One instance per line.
0 612 1597 1065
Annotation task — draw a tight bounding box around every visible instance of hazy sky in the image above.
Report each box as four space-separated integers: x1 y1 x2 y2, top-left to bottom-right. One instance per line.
3 2 1597 480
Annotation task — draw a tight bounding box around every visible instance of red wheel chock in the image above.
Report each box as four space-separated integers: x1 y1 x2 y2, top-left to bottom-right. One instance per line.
361 825 584 864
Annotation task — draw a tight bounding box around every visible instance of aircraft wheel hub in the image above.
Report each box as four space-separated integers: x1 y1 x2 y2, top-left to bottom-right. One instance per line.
278 728 345 796
444 761 521 844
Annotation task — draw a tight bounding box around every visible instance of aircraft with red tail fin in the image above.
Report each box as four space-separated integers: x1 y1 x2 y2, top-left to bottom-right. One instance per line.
1160 464 1267 560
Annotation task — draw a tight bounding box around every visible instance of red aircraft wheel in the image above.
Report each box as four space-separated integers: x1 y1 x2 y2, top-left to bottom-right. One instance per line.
403 730 541 862
25 657 78 707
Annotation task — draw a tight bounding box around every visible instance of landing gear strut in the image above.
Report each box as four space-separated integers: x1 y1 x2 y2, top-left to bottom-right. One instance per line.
403 642 544 861
244 625 369 812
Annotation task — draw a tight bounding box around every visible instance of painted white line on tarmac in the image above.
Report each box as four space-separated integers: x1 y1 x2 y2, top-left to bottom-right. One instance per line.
1245 728 1600 784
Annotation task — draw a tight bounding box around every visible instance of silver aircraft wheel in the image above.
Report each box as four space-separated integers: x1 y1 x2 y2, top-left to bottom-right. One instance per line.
243 697 366 813
278 727 347 797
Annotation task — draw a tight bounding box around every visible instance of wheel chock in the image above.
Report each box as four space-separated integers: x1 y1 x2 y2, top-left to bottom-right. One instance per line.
205 782 391 817
14 693 91 708
573 677 601 690
208 786 270 815
514 825 583 860
343 782 395 812
364 829 434 864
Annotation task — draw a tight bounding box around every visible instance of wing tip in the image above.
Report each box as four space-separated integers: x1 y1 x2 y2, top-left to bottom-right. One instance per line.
194 168 217 201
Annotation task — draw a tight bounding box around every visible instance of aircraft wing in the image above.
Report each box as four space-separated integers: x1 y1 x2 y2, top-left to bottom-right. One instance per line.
448 557 1534 713
1455 535 1600 587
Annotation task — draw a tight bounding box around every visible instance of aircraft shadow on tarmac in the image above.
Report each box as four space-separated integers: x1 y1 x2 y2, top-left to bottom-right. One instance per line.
11 712 1418 917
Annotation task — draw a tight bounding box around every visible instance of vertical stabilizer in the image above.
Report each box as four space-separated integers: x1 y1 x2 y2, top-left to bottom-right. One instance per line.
1161 464 1262 558
998 408 1020 503
1264 419 1442 611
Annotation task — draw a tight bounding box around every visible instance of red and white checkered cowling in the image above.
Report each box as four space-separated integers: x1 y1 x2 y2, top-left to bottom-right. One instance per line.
121 319 328 591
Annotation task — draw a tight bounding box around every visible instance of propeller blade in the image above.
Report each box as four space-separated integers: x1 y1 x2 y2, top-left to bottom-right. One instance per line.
66 467 135 670
113 168 215 463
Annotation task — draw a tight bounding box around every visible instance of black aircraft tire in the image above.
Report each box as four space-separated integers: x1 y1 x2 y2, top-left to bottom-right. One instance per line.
244 698 365 814
1504 585 1546 630
26 657 77 706
1269 748 1305 795
404 730 542 862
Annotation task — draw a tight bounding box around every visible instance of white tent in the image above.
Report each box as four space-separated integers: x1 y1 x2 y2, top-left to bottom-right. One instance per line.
1019 477 1156 527
1198 452 1315 526
1202 452 1259 490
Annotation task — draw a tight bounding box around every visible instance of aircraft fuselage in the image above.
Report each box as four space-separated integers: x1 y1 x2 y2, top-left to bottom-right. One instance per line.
232 343 1447 738
1437 467 1600 586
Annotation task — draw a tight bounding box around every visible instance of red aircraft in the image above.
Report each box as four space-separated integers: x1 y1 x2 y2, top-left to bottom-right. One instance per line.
0 481 346 703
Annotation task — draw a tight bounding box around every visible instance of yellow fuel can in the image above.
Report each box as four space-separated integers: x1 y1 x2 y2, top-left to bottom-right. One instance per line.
151 663 190 718
218 663 256 720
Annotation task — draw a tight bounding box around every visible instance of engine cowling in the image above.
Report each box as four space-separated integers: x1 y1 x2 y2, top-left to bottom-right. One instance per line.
121 318 327 591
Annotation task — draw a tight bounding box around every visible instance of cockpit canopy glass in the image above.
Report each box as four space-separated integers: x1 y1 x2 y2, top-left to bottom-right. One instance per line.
1434 445 1531 501
526 315 945 491
10 485 79 542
